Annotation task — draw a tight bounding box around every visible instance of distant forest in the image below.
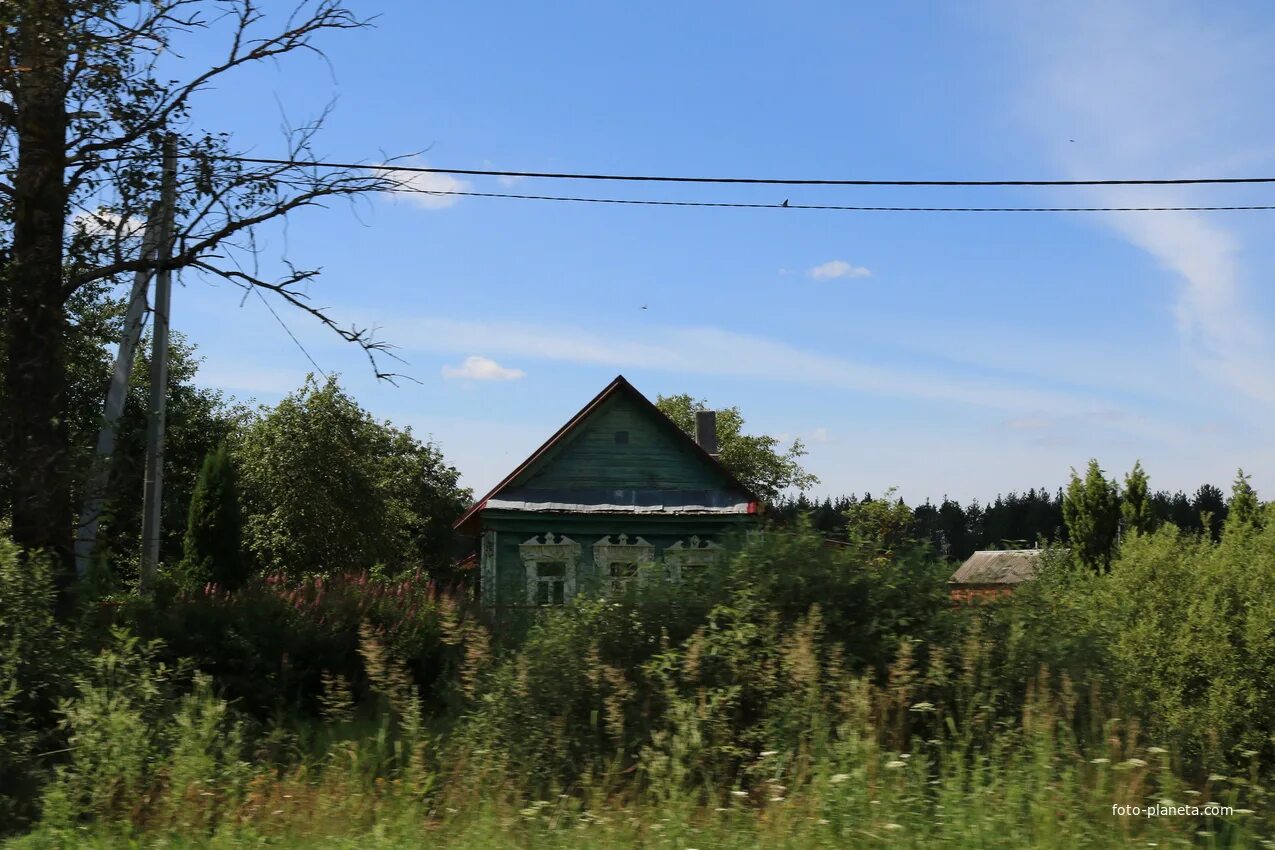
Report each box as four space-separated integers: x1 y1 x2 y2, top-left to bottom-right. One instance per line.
770 484 1232 561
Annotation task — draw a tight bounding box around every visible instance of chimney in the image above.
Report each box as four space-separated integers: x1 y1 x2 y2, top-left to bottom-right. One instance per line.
694 410 718 455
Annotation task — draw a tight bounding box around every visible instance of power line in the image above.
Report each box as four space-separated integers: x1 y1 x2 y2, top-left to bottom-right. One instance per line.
224 154 1275 189
253 287 329 378
397 187 1275 213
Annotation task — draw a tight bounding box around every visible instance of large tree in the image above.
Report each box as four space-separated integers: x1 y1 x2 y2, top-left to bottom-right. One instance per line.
234 376 469 579
1 1 403 583
655 393 817 501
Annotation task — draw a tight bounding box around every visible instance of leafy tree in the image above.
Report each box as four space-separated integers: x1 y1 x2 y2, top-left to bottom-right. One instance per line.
655 394 817 501
181 443 246 590
234 376 469 578
1062 459 1121 572
1121 460 1155 536
843 487 915 563
1225 469 1260 533
2 256 242 580
1 1 404 579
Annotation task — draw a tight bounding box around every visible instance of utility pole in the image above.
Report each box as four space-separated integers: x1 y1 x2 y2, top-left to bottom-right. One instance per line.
74 203 162 578
139 135 178 593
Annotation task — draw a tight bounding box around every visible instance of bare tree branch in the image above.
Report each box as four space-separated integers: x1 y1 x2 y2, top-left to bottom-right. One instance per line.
188 258 414 385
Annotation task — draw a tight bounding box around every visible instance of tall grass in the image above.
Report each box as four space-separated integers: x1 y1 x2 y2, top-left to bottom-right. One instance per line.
9 642 1266 848
5 521 1275 846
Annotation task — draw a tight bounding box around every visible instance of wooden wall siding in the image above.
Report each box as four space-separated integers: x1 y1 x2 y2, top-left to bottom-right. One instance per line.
949 585 1016 604
521 395 728 492
489 519 748 606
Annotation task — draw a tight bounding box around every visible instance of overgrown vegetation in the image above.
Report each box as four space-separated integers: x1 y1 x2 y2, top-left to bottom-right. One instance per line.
4 499 1275 846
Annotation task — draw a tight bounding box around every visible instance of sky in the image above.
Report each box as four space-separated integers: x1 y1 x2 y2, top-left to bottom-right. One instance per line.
156 0 1275 504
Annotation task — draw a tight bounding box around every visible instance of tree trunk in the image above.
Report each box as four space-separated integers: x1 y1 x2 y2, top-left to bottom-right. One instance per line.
5 2 73 579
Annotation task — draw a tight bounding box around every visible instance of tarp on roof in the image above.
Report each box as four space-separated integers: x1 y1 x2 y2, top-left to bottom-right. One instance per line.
486 487 754 514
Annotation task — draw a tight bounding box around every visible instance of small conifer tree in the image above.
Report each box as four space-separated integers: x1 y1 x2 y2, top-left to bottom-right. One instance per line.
182 444 247 590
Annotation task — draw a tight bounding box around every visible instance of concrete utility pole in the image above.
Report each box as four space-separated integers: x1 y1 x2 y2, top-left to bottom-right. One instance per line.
73 203 162 578
139 135 178 593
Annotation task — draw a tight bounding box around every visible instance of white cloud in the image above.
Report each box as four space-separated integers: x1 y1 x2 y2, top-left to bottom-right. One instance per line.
441 355 525 381
368 313 1183 442
1010 1 1275 404
809 259 871 280
379 163 471 210
70 209 146 238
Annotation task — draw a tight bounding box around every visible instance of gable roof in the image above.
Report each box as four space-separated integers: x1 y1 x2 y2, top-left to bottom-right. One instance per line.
453 375 761 534
948 549 1042 586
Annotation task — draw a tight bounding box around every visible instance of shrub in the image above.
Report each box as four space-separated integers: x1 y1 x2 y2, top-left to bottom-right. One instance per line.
455 525 956 793
0 541 81 831
127 570 477 721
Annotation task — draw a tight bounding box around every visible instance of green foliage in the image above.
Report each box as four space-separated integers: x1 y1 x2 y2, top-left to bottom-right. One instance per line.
234 376 469 578
1121 460 1154 536
457 525 953 793
1098 522 1275 769
181 443 247 590
128 570 474 722
1063 459 1121 571
655 393 818 499
842 487 916 563
0 541 81 829
36 630 252 835
6 520 1275 846
92 334 247 578
1226 468 1261 532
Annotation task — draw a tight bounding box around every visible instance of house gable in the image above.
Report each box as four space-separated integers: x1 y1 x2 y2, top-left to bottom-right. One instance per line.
518 391 731 492
453 375 759 534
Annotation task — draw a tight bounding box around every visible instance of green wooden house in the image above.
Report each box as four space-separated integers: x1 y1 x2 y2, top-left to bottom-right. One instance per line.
454 375 762 612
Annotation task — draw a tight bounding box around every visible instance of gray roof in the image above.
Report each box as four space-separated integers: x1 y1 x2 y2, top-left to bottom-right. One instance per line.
948 549 1042 586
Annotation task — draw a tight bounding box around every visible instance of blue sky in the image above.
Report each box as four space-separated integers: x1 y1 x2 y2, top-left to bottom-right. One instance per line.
162 0 1275 503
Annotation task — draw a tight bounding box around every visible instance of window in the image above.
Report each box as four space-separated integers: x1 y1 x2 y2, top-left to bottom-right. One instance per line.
520 533 580 606
593 534 654 595
664 536 722 582
605 560 641 594
535 561 567 605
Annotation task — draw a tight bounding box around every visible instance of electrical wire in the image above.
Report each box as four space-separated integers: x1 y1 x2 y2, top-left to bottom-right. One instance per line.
223 154 1275 189
396 188 1275 213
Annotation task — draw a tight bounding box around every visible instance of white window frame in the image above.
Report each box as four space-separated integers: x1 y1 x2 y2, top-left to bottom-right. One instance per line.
593 533 655 595
520 533 580 606
663 535 723 581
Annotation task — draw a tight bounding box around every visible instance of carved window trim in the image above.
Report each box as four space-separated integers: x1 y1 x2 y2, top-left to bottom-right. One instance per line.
663 535 722 581
593 533 655 595
480 530 498 608
520 533 580 606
